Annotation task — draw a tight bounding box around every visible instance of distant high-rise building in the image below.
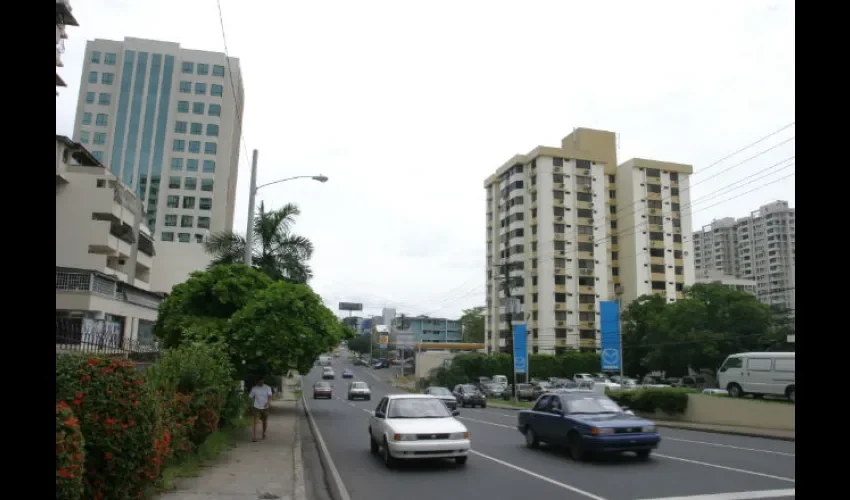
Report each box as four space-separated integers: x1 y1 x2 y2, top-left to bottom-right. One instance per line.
56 0 79 94
693 201 795 312
72 37 244 293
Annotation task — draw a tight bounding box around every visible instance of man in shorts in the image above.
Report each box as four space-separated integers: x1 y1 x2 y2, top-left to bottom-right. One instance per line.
249 377 273 442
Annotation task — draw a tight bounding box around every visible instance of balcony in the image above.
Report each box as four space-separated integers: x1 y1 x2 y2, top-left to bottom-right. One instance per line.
578 251 593 260
554 233 566 241
674 258 684 267
647 192 662 201
554 285 567 294
555 303 566 311
577 217 594 227
579 320 596 330
650 240 666 249
554 267 567 275
577 183 593 193
579 338 597 349
651 272 666 282
553 182 565 190
648 208 663 217
579 268 594 276
650 256 665 266
579 303 595 312
577 200 593 210
579 285 594 294
648 224 663 232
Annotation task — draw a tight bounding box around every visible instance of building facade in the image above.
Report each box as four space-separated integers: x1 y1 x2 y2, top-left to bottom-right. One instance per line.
72 37 244 293
694 201 795 312
56 135 163 352
56 0 79 93
615 158 695 304
393 316 463 345
484 128 620 355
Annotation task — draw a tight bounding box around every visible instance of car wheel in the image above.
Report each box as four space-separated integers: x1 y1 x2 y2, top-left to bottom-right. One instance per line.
786 386 795 403
525 427 539 449
455 456 468 466
382 438 397 468
366 396 371 401
635 450 651 460
727 383 744 398
369 435 379 455
568 432 586 461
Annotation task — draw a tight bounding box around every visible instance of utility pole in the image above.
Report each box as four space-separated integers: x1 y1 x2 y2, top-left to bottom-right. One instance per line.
244 150 259 265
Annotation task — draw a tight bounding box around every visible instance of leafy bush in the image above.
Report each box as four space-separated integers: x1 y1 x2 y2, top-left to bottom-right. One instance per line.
56 355 161 500
607 388 693 414
56 401 85 500
430 351 603 386
145 343 235 446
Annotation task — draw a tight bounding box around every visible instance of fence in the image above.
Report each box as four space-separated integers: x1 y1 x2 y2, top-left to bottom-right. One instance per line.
56 317 160 362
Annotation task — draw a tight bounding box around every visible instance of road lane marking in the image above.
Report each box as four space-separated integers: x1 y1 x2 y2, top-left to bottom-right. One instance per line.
302 396 353 500
654 454 794 483
637 489 796 500
459 416 515 429
662 438 794 457
470 450 608 500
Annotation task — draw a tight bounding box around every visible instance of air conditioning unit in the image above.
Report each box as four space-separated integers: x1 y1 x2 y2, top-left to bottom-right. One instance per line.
555 216 564 222
555 268 563 273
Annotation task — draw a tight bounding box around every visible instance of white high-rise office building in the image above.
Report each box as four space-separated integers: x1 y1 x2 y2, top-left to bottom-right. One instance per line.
72 37 244 293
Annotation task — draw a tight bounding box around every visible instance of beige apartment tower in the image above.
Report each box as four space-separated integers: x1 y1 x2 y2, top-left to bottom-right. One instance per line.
484 128 620 355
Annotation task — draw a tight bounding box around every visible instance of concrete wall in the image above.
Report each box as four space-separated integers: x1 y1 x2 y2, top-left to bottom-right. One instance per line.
414 351 457 381
642 394 795 431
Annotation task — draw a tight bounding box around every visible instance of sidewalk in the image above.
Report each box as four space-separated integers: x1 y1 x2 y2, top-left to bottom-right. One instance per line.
486 401 795 441
156 398 304 500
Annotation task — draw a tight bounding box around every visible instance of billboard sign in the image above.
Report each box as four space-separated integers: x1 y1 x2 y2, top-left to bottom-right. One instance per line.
339 302 363 311
379 335 389 349
395 333 414 349
599 301 621 372
512 323 528 374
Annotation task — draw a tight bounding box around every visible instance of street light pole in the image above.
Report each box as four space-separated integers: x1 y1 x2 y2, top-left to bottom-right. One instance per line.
244 149 259 265
242 148 328 266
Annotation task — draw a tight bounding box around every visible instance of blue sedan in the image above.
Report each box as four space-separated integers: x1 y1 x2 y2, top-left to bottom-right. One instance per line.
342 369 354 379
517 390 661 461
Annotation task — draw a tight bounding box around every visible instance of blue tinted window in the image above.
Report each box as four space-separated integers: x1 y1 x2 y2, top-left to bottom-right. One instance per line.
80 131 90 143
95 113 108 126
204 142 217 155
175 121 187 133
192 102 205 115
92 151 104 162
171 158 183 171
98 93 111 105
82 112 92 125
181 62 194 74
177 101 189 113
122 51 148 189
104 53 117 65
173 139 185 152
88 71 98 84
211 84 223 96
138 52 161 195
86 92 95 104
202 160 215 173
190 123 202 135
188 141 201 153
187 159 199 172
208 104 221 116
94 133 107 145
212 65 225 76
101 73 115 85
109 50 135 177
197 64 209 75
91 51 101 64
194 83 207 95
206 124 219 137
151 54 175 228
179 81 191 93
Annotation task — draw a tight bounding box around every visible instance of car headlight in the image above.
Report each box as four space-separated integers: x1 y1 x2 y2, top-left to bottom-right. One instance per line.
449 432 469 440
591 427 615 435
641 426 656 433
481 395 486 399
392 434 416 441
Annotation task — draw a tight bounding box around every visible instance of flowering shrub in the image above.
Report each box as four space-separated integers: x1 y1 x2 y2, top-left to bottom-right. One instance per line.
56 401 85 500
190 390 221 445
56 355 160 500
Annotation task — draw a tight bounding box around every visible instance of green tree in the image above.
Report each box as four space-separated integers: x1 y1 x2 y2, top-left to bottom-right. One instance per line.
154 264 273 349
459 307 485 343
229 280 347 376
203 201 314 284
347 334 373 355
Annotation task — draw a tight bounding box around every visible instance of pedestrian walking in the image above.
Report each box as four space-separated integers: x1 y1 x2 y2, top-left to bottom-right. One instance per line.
249 376 273 442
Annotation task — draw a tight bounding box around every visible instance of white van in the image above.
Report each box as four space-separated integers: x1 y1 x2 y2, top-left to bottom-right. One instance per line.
717 352 795 402
318 355 332 366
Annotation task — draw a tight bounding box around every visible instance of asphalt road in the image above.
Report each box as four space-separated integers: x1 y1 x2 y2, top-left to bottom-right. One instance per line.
304 357 795 500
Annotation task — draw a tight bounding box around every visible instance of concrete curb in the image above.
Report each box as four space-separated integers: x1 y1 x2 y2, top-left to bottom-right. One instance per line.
292 400 307 500
485 403 795 442
301 395 352 500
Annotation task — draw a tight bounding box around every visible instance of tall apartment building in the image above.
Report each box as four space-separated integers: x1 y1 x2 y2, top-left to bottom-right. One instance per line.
56 0 79 93
693 201 795 312
484 128 619 355
615 159 695 304
72 37 244 293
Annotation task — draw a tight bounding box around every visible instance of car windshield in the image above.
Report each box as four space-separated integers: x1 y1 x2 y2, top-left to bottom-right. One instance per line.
428 387 452 396
351 382 368 389
461 385 477 392
314 382 330 388
565 395 623 414
388 398 452 418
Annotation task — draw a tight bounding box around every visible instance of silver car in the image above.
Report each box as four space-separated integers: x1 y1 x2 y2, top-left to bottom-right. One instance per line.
347 381 371 401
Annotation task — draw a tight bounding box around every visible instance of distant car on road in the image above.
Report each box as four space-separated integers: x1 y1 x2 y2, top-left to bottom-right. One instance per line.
347 381 371 401
503 383 536 401
481 383 505 399
353 357 368 366
313 381 333 399
453 384 487 408
423 386 457 411
372 359 389 369
368 394 469 468
342 369 354 379
322 367 335 380
517 391 660 461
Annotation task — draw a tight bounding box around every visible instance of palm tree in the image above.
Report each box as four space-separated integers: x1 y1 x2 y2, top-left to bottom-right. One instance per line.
203 201 314 283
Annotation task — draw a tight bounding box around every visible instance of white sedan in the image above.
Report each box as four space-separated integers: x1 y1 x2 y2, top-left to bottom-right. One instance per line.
368 394 470 468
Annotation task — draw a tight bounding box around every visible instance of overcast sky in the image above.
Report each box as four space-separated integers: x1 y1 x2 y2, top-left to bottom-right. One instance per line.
57 0 795 320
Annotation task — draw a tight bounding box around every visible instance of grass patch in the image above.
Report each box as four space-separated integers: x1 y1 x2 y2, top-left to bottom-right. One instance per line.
155 416 252 493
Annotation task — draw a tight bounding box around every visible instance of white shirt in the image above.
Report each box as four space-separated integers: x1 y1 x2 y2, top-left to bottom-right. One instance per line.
249 384 273 410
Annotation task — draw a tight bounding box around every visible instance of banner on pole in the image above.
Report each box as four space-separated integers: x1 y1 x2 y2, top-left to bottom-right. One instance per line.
599 301 621 371
512 323 528 374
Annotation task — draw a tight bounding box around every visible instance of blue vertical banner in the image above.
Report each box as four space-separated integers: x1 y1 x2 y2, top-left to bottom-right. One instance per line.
513 323 528 374
599 301 622 372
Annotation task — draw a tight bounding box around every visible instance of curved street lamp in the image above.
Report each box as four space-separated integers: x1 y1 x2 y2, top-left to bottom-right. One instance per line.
244 149 328 265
